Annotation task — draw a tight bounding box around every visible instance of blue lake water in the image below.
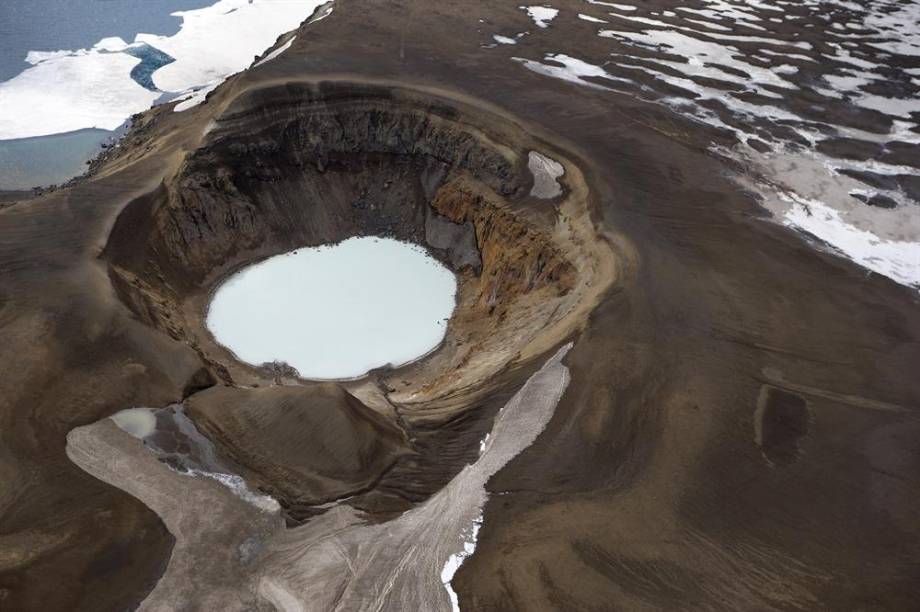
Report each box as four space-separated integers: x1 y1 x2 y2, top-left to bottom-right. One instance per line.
0 1 212 81
0 128 113 190
0 0 212 190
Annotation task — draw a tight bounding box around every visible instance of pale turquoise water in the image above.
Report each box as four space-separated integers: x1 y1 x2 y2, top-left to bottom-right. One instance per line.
206 237 457 380
0 128 111 190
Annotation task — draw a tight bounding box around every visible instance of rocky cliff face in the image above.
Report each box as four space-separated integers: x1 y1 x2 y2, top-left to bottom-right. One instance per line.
432 176 576 312
103 83 525 305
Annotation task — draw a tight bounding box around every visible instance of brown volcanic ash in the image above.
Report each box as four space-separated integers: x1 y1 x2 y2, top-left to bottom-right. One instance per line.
184 384 410 520
67 344 574 611
2 0 920 610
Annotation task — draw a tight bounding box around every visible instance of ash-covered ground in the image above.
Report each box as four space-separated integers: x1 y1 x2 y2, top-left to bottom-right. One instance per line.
1 1 919 611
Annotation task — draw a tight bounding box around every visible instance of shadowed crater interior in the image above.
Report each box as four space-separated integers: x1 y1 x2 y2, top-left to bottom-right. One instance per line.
755 386 809 466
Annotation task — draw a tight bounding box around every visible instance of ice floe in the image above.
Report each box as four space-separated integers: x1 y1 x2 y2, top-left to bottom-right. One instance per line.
0 41 160 139
138 0 325 94
0 0 330 138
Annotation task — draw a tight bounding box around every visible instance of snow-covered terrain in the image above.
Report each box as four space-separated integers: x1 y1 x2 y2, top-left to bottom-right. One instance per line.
511 0 920 288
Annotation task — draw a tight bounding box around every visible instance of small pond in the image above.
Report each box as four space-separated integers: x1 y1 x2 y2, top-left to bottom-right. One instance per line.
206 236 457 379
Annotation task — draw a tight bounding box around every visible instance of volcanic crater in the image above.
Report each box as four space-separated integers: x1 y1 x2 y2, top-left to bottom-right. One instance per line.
5 2 920 608
96 80 617 522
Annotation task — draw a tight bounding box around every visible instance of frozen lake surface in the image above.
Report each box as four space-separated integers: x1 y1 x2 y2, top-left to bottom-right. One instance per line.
207 237 457 380
0 0 328 189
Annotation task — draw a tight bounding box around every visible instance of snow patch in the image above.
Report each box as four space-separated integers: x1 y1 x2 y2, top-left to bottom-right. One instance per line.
521 5 559 28
781 195 920 288
172 81 220 112
528 150 565 198
441 512 483 612
254 36 297 68
509 0 920 289
514 53 632 89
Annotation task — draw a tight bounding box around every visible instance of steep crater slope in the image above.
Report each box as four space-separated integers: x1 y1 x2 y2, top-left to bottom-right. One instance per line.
100 81 616 516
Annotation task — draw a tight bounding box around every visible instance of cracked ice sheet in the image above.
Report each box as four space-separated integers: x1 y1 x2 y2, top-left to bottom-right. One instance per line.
0 0 328 138
0 39 160 139
139 0 327 93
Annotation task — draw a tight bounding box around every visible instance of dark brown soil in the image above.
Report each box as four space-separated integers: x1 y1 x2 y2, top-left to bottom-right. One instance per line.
185 384 410 521
1 1 919 610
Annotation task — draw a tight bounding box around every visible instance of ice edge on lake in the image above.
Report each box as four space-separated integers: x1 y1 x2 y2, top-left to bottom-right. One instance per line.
0 0 331 139
528 150 565 198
